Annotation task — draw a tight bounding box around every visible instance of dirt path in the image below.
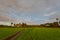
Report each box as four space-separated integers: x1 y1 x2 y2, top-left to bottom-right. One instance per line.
4 29 25 40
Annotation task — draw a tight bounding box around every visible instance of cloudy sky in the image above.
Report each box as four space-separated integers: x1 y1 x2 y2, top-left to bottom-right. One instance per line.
0 0 60 25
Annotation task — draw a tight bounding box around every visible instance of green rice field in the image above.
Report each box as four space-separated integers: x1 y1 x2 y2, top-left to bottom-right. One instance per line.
0 28 21 40
0 28 60 40
16 28 60 40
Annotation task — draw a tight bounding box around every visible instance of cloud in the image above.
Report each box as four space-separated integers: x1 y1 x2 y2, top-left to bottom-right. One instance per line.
44 11 56 16
49 13 60 20
0 0 60 13
0 0 60 14
0 0 60 25
0 15 17 22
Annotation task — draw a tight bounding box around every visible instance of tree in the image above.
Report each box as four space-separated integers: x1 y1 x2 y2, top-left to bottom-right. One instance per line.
56 18 58 22
56 18 60 27
11 22 13 26
21 23 27 28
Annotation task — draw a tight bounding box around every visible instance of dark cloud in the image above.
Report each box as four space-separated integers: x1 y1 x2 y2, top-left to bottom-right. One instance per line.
0 0 60 24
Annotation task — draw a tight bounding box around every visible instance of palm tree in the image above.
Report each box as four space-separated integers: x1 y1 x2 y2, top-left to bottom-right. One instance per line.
11 22 13 26
56 18 58 22
56 18 59 27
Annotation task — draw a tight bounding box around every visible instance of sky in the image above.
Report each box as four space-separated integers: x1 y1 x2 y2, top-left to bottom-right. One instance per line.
0 0 60 25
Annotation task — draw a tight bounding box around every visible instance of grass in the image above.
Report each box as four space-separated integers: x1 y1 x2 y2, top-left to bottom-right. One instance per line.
0 27 60 40
0 28 21 40
16 28 60 40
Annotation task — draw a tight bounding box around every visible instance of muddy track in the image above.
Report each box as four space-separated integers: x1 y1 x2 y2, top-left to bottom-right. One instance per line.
4 29 25 40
